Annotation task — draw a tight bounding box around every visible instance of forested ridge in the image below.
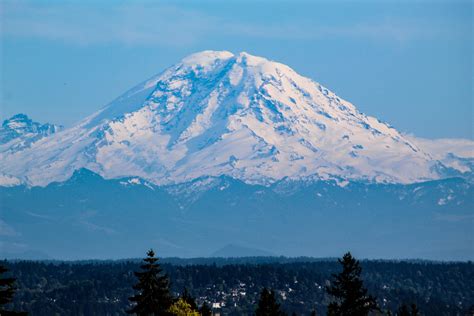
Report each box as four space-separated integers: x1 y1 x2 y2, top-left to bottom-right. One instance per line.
3 258 473 315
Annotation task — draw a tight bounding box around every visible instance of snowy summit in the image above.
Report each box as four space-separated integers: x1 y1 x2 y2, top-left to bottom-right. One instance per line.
0 114 62 151
0 51 472 187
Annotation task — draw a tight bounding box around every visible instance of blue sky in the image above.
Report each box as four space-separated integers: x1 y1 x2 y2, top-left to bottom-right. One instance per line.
1 0 472 139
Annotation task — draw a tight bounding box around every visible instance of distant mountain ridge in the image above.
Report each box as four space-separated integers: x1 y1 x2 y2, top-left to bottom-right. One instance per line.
1 168 472 260
211 244 276 257
0 51 473 187
0 114 62 149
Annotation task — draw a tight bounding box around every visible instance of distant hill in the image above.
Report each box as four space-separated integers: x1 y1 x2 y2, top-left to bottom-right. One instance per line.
1 170 472 260
210 244 276 257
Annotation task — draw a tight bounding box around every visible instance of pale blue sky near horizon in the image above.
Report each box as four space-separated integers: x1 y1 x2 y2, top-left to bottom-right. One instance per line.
1 0 472 139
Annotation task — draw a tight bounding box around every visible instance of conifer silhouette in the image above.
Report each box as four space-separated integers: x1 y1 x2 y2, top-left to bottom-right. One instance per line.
396 303 419 316
199 302 212 316
128 249 173 316
180 288 197 310
255 287 286 316
326 252 378 316
0 263 27 315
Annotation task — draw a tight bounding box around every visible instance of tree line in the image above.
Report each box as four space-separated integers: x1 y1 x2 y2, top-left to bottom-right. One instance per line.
3 250 461 315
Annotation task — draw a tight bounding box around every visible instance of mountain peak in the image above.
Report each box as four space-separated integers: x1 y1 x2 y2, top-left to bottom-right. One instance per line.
178 50 268 65
0 114 62 147
1 51 472 187
236 51 267 64
178 50 289 77
180 50 234 66
2 113 33 129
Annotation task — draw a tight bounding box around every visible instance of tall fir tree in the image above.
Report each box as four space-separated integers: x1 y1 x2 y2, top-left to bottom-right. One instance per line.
0 263 27 315
255 288 287 316
467 305 474 316
127 249 173 316
199 302 212 316
180 288 197 310
396 304 419 316
410 304 419 316
326 252 378 316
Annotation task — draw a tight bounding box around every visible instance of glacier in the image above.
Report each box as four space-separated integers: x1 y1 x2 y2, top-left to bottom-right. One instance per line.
0 114 62 153
0 50 473 187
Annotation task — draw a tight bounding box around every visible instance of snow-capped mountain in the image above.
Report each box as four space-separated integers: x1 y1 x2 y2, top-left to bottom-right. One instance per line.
0 114 62 148
0 114 63 186
0 51 472 187
1 51 473 260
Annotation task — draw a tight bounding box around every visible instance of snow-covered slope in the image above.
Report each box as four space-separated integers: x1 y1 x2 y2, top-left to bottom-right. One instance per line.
0 114 64 186
407 136 474 176
0 114 62 150
0 51 472 187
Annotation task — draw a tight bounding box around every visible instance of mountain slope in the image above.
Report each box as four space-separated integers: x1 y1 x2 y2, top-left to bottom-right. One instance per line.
0 51 472 187
0 114 62 151
0 114 63 186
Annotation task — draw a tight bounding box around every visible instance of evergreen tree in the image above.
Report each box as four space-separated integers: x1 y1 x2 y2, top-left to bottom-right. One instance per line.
467 305 474 316
181 288 197 310
128 249 173 316
255 288 286 316
0 263 27 315
326 252 378 316
396 305 410 316
410 304 419 316
199 302 212 316
396 304 419 316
